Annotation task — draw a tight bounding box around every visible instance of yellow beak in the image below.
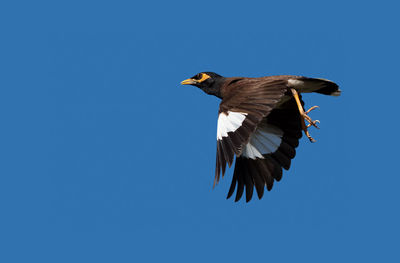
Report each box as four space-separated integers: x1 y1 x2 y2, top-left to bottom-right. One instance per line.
181 78 197 85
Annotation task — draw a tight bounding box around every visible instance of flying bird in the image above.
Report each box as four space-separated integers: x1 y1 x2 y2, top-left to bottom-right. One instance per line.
181 72 340 202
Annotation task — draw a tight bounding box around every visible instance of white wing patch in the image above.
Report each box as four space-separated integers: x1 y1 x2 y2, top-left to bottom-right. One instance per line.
242 123 283 159
217 111 247 140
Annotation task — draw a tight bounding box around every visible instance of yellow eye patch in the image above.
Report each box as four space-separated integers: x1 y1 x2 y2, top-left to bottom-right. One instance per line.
181 73 212 85
197 73 211 83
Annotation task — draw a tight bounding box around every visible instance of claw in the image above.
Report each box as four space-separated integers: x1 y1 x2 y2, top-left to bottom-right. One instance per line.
302 105 320 128
306 120 320 128
303 113 320 128
305 105 319 114
308 136 316 143
304 129 316 142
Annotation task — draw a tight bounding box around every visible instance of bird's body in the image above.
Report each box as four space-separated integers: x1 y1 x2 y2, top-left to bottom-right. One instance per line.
181 72 340 202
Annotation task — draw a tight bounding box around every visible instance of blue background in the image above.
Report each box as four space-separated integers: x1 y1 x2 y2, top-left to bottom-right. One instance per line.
1 1 399 262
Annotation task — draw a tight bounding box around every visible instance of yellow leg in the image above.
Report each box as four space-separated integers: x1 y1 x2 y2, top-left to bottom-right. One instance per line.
290 88 320 142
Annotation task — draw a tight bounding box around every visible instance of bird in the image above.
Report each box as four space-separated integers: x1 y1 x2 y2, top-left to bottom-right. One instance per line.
181 72 340 202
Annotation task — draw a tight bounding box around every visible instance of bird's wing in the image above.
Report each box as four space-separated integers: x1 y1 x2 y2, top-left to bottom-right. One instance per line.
215 78 289 186
227 97 303 202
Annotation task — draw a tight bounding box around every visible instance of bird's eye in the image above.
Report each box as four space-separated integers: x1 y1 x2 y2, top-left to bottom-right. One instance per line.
193 73 202 80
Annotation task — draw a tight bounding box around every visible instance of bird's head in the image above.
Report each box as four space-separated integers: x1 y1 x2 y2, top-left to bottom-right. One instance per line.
181 72 224 98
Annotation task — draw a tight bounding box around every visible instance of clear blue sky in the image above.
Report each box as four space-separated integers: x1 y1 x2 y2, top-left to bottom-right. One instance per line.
1 1 399 262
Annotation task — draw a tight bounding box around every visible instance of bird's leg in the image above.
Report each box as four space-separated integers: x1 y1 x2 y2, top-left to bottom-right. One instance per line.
290 88 320 143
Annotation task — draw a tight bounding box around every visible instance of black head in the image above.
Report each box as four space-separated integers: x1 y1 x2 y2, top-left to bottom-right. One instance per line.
181 72 225 98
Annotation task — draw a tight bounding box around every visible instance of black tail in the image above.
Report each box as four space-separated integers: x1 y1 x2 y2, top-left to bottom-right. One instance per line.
300 77 341 96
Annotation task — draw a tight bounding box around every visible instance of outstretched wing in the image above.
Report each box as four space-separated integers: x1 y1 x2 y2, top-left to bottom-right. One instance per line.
226 97 303 202
214 78 289 186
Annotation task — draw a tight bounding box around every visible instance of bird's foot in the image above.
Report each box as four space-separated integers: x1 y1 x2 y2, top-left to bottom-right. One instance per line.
303 106 320 129
301 105 320 142
289 89 321 143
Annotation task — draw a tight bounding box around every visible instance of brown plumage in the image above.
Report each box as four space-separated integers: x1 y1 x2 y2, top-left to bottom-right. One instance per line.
181 72 340 202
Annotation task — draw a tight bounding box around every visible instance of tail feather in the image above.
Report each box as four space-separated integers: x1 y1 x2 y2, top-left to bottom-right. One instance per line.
288 77 341 96
301 77 341 96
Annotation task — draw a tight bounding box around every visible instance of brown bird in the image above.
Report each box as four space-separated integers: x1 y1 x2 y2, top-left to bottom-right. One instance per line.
181 72 340 202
